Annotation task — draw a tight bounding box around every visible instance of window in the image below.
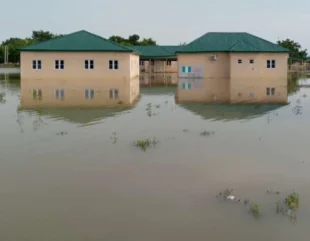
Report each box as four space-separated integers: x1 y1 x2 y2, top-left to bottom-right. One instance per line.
266 87 275 96
151 60 155 66
140 60 144 66
85 89 94 100
32 60 42 69
109 89 119 99
249 59 254 64
167 60 172 66
182 66 192 73
85 60 94 69
182 83 192 90
55 60 64 69
109 60 118 70
267 60 276 68
238 59 242 64
32 89 42 99
55 89 65 100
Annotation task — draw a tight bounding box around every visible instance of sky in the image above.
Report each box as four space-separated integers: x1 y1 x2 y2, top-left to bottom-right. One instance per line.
2 0 310 50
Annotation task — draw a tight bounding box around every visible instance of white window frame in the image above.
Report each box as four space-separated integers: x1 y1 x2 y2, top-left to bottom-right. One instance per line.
85 60 94 69
109 60 119 70
55 89 65 100
267 60 276 69
85 89 95 100
109 89 119 99
32 60 42 70
266 87 276 96
55 60 64 70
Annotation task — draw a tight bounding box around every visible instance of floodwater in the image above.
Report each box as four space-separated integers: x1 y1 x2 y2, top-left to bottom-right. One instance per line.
0 70 310 241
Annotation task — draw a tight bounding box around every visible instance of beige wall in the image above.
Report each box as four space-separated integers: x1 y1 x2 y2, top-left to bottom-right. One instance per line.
177 53 231 78
130 54 140 78
229 53 288 103
21 52 139 81
20 77 140 108
229 53 288 79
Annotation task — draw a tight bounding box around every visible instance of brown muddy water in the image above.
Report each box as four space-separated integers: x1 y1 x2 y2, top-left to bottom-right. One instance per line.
0 71 310 241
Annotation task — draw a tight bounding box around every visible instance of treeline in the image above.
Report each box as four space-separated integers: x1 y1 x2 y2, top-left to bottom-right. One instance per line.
277 39 308 60
0 31 157 64
0 30 63 63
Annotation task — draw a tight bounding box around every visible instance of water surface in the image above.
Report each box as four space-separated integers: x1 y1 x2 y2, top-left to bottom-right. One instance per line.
0 73 309 241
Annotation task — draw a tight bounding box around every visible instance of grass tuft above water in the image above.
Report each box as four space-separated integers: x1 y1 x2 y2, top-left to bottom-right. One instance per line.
285 192 299 210
134 138 159 151
250 204 260 218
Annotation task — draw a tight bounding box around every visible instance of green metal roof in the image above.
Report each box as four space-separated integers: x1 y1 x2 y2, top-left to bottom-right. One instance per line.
131 45 184 59
177 32 290 53
21 30 135 52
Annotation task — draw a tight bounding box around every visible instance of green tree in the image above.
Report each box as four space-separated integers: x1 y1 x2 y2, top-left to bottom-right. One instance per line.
128 34 140 45
1 30 62 63
139 38 156 46
109 35 126 44
31 30 62 43
109 35 156 46
277 39 307 60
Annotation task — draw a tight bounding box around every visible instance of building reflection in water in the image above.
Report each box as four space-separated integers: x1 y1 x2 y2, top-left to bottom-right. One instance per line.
20 77 140 108
176 78 288 104
139 73 178 86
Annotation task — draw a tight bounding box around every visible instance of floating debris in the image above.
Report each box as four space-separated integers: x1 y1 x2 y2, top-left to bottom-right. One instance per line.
227 195 235 201
56 131 68 136
200 130 215 136
267 189 280 195
183 129 189 132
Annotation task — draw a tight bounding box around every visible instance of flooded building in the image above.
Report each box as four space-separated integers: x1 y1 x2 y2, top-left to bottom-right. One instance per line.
176 32 290 103
132 46 182 85
20 30 140 81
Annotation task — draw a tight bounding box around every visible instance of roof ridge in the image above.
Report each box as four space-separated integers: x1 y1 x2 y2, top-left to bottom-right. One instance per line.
81 30 134 52
21 31 79 49
228 39 260 51
245 32 288 51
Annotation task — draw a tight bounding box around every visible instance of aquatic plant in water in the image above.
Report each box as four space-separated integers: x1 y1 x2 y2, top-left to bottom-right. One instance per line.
134 138 159 151
111 132 118 144
0 92 5 103
285 192 299 210
250 204 260 218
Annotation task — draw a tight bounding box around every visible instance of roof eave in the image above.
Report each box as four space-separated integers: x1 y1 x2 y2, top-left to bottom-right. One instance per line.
20 49 135 53
176 50 290 54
